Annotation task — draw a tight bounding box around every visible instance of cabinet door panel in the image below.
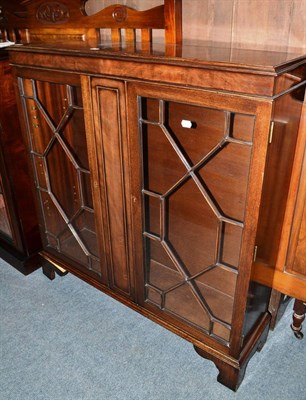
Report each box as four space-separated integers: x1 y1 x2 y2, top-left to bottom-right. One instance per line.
18 73 105 281
87 78 132 297
128 82 272 345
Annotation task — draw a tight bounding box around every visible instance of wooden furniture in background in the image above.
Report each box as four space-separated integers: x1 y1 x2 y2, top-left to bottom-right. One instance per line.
0 49 41 274
0 0 182 46
291 299 306 339
254 97 306 335
86 0 306 52
1 0 305 392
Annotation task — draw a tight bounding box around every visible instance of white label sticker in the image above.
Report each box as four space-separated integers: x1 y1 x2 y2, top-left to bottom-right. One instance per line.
181 120 193 129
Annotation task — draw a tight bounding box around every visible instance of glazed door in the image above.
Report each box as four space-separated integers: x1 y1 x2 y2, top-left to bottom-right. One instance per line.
16 70 107 283
127 82 272 347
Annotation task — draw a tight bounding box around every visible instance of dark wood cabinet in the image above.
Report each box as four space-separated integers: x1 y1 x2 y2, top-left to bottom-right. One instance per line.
0 50 41 273
1 0 305 392
8 41 305 390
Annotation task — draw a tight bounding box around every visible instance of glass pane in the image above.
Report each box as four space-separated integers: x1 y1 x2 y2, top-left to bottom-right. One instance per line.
194 277 235 324
22 79 35 97
147 240 183 291
40 191 66 237
62 108 89 170
230 113 255 142
141 98 160 123
165 102 226 166
167 177 218 275
46 138 81 219
148 238 176 271
140 96 254 342
25 98 54 155
213 322 231 342
219 223 243 268
58 227 89 266
80 171 93 209
164 284 211 330
142 123 186 194
36 81 67 127
33 155 48 190
73 209 99 258
196 266 237 297
144 194 160 237
198 142 252 222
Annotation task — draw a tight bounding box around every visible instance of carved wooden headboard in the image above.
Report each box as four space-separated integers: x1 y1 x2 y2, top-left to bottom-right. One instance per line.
0 0 182 46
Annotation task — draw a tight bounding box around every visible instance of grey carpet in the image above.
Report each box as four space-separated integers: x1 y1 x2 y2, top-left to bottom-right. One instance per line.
1 259 305 400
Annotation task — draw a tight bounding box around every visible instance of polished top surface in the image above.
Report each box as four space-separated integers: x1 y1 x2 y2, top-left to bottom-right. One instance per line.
8 40 306 74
